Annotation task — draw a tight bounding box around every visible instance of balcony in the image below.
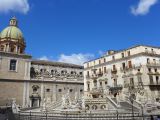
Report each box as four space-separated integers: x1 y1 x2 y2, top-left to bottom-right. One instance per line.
97 72 103 77
109 84 123 91
120 65 142 72
149 83 160 90
90 87 103 95
147 62 160 68
145 50 156 55
86 75 90 79
111 69 117 74
86 73 103 79
124 83 129 88
120 66 133 71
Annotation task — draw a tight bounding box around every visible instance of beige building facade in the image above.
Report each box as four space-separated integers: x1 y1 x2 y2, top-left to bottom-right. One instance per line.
84 45 160 111
0 17 84 108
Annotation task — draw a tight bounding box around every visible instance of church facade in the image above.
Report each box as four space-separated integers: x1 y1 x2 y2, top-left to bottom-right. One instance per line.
0 17 84 108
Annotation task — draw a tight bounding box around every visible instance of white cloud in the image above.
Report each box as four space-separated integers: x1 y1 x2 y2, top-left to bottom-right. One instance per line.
0 0 30 14
58 53 95 65
38 53 94 65
39 56 49 61
131 0 158 16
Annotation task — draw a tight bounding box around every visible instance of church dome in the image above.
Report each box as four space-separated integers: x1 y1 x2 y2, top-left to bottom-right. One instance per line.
0 17 25 44
1 26 24 43
0 17 26 54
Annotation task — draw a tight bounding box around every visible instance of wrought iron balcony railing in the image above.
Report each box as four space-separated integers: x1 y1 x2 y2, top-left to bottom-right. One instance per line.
111 69 117 74
109 84 123 91
146 62 160 67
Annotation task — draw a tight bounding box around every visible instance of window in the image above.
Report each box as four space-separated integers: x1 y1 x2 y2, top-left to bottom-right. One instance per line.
87 63 89 68
10 46 15 52
104 67 107 73
112 56 115 60
156 76 159 84
9 59 17 71
113 65 116 71
113 79 117 87
147 58 150 64
149 76 153 84
32 85 39 92
93 80 97 87
30 67 36 78
151 49 154 53
130 78 134 86
128 51 130 56
58 89 62 92
51 70 54 75
100 81 102 86
46 89 50 92
87 71 89 77
40 69 43 72
155 69 157 72
87 84 90 91
104 58 106 63
70 89 73 92
121 53 124 58
99 68 102 74
0 57 2 69
99 60 101 64
137 76 142 83
148 68 151 72
61 71 64 74
79 72 83 75
128 61 132 68
20 49 23 54
93 70 96 74
0 45 4 51
80 89 83 92
122 62 125 70
105 81 107 84
71 71 74 74
153 59 156 64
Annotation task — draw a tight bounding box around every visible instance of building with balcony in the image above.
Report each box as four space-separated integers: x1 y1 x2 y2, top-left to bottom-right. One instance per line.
84 45 160 111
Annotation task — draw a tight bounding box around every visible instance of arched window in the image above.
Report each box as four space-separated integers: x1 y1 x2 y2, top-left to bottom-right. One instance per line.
10 45 15 52
61 70 64 74
92 105 97 110
20 48 23 54
0 45 4 51
71 71 74 74
30 67 36 78
51 70 54 75
79 72 83 75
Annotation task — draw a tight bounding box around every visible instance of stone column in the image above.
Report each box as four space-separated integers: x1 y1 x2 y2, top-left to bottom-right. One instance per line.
41 82 44 104
22 82 30 108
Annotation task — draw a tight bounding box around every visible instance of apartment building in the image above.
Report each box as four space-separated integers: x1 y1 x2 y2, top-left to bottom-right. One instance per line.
83 45 160 110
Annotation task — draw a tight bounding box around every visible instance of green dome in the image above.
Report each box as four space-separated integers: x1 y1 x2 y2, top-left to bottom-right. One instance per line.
1 26 24 41
0 17 26 54
0 17 25 44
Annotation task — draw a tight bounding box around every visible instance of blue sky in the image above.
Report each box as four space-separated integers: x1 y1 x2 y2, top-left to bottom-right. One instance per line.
0 0 160 65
